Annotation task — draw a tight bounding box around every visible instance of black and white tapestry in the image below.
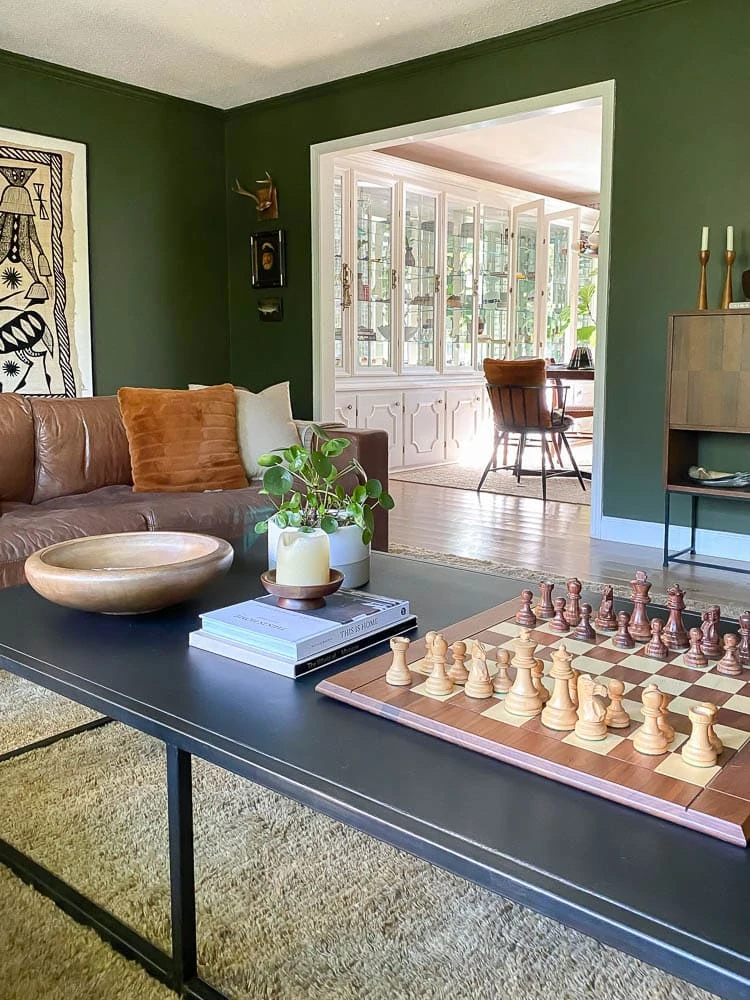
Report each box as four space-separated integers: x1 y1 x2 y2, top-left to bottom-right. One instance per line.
0 126 91 396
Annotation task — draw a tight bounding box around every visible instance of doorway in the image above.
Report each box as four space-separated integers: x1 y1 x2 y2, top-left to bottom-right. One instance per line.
311 81 614 538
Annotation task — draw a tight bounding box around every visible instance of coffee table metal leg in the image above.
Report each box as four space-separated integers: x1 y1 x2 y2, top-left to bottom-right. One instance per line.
167 744 198 991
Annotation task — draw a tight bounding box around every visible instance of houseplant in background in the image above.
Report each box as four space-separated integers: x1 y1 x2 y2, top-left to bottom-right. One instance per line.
254 425 394 587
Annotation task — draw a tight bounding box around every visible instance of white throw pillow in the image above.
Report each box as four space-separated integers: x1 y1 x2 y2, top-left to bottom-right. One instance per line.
189 382 300 479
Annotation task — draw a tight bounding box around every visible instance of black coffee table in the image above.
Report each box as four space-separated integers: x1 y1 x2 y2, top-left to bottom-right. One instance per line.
0 546 748 1000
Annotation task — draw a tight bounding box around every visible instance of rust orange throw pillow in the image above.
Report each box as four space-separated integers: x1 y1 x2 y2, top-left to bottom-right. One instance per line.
483 358 546 386
117 384 249 493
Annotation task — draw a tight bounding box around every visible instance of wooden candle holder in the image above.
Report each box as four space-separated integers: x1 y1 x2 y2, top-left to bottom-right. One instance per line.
697 249 710 310
721 249 736 309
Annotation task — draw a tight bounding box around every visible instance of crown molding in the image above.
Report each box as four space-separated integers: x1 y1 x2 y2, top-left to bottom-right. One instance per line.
228 0 687 119
0 45 225 116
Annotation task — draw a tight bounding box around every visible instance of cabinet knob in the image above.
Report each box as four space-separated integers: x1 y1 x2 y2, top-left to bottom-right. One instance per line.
347 404 353 410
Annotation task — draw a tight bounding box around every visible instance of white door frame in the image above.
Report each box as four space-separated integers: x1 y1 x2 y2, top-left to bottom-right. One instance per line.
311 80 615 538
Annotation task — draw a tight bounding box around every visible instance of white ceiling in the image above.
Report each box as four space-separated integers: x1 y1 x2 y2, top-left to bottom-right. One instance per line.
0 0 619 109
380 102 603 205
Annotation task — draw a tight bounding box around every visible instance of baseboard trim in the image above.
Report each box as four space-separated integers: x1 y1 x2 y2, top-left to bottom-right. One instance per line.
598 515 750 563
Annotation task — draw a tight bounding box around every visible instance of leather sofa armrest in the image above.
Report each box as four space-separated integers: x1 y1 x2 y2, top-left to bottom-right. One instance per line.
293 421 389 552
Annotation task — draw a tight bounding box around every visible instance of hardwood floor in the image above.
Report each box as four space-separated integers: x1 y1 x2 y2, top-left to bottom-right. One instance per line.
389 480 750 608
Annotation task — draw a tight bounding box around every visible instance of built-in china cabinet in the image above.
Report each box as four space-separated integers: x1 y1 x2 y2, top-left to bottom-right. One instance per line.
333 152 598 469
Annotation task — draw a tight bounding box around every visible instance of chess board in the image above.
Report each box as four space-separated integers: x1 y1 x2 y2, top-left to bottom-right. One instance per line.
316 598 750 846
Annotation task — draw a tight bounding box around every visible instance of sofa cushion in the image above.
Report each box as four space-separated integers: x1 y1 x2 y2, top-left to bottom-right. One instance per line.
0 394 35 504
31 395 132 504
189 381 300 478
118 384 249 493
139 485 273 540
0 506 149 590
482 358 547 386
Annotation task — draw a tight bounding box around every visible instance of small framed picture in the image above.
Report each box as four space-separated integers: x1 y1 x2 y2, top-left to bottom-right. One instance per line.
250 229 285 288
257 297 283 322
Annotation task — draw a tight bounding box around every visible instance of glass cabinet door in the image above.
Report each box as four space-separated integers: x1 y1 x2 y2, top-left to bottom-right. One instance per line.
355 178 394 370
544 212 578 364
333 173 347 371
402 188 438 370
478 205 510 365
576 226 598 360
445 202 477 369
511 200 543 359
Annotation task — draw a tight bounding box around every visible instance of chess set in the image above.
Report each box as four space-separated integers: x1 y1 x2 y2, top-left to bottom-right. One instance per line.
317 573 750 846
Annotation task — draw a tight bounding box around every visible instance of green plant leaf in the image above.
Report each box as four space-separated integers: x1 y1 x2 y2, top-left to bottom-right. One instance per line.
257 453 282 467
320 515 338 534
352 484 367 504
362 528 373 546
263 466 294 496
254 520 268 534
334 485 345 501
311 423 331 441
288 511 302 526
379 491 395 511
311 452 333 479
275 511 289 528
577 325 596 342
288 492 302 509
363 505 375 534
365 479 382 499
321 437 350 457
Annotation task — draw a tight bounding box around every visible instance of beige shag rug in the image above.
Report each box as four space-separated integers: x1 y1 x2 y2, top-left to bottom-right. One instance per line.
0 716 717 1000
0 669 101 755
391 461 591 506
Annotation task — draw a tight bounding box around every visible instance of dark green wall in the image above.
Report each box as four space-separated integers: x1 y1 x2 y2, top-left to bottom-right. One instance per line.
0 51 229 394
224 0 750 533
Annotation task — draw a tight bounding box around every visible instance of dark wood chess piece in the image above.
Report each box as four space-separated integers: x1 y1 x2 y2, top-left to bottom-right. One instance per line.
594 586 617 632
628 570 651 642
549 596 570 633
684 627 708 669
515 590 537 627
738 611 750 667
645 618 669 661
564 578 582 627
613 610 635 650
572 602 596 642
717 633 742 676
700 606 722 658
663 583 689 651
536 581 555 620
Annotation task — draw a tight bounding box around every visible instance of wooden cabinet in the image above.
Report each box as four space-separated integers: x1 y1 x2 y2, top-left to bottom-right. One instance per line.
334 392 357 427
445 387 484 462
357 391 404 468
402 389 446 466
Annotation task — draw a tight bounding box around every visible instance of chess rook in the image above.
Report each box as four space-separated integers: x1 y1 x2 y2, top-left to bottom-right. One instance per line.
683 703 719 768
628 570 652 642
663 584 689 651
385 636 412 686
537 581 555 620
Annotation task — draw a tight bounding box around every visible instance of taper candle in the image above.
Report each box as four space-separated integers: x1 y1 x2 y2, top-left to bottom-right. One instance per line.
727 226 734 252
701 226 709 252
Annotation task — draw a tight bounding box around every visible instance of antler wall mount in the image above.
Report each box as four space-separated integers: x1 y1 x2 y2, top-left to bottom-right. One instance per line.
232 171 279 220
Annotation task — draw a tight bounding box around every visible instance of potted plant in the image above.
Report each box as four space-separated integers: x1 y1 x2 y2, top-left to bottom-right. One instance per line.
254 425 394 587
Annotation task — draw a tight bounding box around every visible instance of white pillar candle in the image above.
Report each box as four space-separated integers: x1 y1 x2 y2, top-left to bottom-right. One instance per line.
275 528 330 586
700 226 709 251
727 226 734 252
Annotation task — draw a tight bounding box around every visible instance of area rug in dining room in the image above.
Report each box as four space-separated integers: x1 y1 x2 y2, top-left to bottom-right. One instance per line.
391 460 591 506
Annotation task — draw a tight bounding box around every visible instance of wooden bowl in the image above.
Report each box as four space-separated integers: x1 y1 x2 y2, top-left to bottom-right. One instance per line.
25 531 234 614
260 569 344 610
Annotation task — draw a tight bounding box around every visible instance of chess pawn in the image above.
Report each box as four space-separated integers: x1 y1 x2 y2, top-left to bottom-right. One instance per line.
594 586 617 632
385 636 412 686
572 603 596 642
613 611 635 650
464 641 494 699
645 618 669 661
516 590 537 627
684 627 708 669
424 634 453 696
493 649 512 694
541 645 578 731
574 673 608 741
628 569 652 642
738 611 750 667
702 702 724 754
505 629 544 717
604 678 631 729
632 684 670 755
531 659 550 703
537 581 555 620
682 703 719 768
549 597 570 634
448 641 469 684
422 631 437 672
564 578 582 627
657 692 675 744
700 607 722 659
663 583 689 651
717 633 742 677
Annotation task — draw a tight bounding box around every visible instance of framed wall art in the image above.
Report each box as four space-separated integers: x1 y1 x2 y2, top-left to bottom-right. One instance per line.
257 297 283 322
250 229 285 288
0 125 92 396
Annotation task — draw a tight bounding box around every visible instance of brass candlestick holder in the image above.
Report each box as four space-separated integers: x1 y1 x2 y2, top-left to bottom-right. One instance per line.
697 249 710 309
721 249 736 309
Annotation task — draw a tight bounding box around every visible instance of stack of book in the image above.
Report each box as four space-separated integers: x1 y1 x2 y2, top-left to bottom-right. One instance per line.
189 589 416 678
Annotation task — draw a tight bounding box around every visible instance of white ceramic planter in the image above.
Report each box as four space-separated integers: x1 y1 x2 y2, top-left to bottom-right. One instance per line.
267 521 370 588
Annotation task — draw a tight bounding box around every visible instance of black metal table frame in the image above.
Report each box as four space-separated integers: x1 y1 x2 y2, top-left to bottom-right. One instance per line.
663 488 750 576
0 564 749 1000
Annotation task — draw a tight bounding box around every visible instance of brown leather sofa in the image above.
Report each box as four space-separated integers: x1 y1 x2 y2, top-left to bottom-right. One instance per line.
0 394 389 589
